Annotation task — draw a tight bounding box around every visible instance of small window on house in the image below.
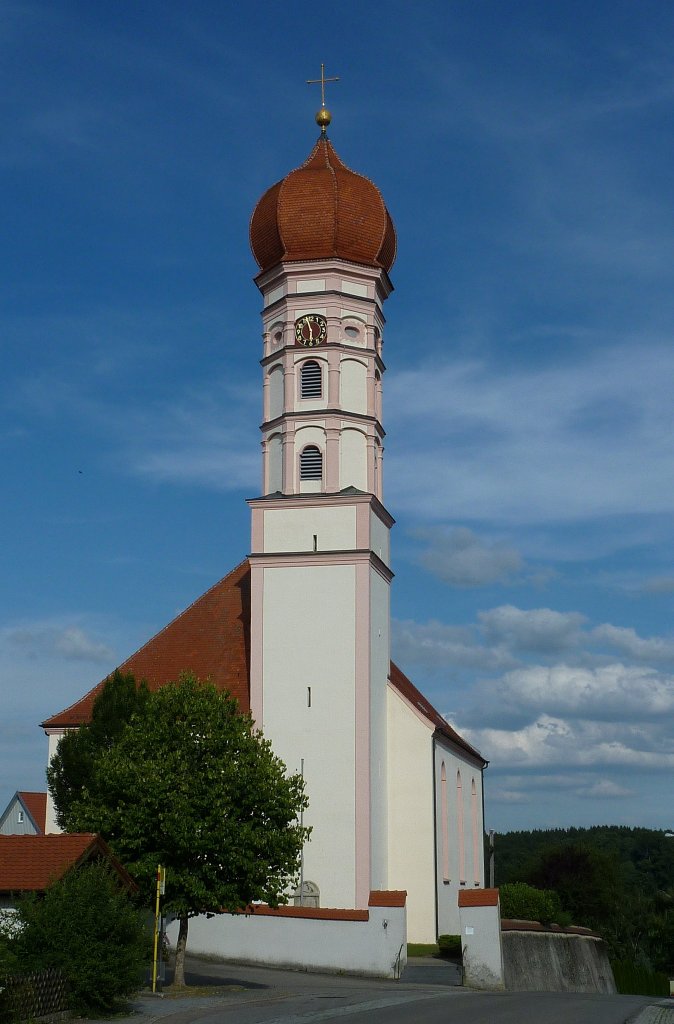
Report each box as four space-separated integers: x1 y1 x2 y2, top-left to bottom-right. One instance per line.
300 360 322 399
300 445 322 480
17 811 24 823
345 325 360 339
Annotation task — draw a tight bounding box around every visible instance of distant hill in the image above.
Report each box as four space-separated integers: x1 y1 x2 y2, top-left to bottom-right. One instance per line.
494 825 674 894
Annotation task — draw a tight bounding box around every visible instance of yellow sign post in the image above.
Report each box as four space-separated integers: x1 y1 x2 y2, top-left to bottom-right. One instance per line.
151 865 166 993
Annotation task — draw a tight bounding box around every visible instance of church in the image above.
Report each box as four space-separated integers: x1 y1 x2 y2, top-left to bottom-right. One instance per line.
41 102 487 945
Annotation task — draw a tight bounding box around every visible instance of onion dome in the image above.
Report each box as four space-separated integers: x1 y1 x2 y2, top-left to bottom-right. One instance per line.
250 136 396 274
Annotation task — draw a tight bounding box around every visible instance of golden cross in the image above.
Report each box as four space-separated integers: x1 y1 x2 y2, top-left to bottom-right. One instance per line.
306 63 340 108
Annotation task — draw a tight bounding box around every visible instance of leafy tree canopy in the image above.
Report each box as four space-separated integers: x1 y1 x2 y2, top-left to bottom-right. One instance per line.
47 670 149 830
11 862 147 1015
48 673 309 984
493 826 674 972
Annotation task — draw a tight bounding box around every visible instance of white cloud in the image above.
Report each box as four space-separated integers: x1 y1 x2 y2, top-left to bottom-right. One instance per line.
479 605 585 653
591 623 674 662
459 714 674 771
416 527 522 587
386 340 674 524
474 663 674 722
578 779 633 799
392 618 516 673
4 623 114 663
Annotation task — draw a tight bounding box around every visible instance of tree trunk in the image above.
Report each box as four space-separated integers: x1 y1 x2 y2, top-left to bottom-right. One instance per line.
173 915 189 987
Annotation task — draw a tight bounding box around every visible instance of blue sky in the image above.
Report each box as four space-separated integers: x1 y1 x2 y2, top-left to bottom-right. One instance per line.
2 0 673 833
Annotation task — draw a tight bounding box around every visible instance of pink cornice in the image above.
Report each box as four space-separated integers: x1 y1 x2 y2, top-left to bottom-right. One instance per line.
248 491 395 527
249 549 394 582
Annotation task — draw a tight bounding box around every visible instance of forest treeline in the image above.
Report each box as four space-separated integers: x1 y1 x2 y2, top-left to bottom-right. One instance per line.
492 825 674 973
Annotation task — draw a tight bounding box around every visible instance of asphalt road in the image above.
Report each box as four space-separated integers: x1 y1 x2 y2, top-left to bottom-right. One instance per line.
104 956 663 1024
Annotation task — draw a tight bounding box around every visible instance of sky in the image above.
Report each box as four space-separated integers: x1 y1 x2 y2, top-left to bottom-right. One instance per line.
2 0 674 834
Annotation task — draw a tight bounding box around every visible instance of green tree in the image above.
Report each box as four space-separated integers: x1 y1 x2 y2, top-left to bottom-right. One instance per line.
499 881 567 925
52 675 309 985
524 842 623 930
11 863 147 1016
47 670 149 829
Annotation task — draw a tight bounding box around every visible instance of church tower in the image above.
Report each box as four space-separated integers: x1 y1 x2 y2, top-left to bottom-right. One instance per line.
247 109 397 908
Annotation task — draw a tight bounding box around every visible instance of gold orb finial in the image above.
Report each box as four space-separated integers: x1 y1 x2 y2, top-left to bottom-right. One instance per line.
316 106 331 132
307 64 339 135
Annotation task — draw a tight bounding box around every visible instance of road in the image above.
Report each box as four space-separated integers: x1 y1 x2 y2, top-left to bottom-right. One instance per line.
104 956 664 1024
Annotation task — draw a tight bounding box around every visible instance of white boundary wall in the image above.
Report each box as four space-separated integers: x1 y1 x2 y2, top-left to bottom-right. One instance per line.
166 903 406 979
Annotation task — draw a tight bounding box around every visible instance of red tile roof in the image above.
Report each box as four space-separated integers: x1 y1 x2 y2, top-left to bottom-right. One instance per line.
388 662 487 766
459 888 499 908
41 561 483 773
0 834 135 892
369 890 407 907
18 792 47 833
42 560 251 729
250 137 396 273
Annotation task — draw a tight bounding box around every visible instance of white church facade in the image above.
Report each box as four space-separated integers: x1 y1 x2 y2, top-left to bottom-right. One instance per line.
42 117 487 946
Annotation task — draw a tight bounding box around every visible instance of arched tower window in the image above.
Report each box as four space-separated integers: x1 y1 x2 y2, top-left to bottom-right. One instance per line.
300 445 323 481
300 360 322 399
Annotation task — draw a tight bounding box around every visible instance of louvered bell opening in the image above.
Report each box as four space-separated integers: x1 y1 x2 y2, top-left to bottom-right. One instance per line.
300 446 323 480
300 360 322 399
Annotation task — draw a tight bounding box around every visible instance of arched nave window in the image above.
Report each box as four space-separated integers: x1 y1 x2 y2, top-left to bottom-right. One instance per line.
300 445 323 481
471 778 480 884
457 770 465 883
441 762 449 882
300 360 322 399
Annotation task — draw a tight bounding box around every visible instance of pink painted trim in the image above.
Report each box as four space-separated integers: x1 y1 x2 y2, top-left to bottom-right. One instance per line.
441 763 449 882
471 778 480 884
457 771 466 883
250 508 264 553
355 502 370 549
249 550 393 583
354 559 371 908
249 564 264 729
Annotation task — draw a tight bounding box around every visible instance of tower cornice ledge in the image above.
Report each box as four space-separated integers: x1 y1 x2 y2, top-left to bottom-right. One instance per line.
247 489 395 528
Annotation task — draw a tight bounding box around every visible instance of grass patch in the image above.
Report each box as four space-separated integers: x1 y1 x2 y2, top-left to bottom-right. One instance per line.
407 943 439 957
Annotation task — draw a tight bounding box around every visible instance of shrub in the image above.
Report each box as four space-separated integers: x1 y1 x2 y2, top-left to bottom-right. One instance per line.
11 862 148 1016
611 960 670 997
438 934 462 958
499 881 566 925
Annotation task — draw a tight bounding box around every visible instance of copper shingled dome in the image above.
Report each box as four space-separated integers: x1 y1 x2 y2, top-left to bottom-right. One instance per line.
250 136 396 274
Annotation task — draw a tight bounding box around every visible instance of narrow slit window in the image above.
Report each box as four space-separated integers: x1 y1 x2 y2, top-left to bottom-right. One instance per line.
307 687 312 707
300 445 322 480
300 360 322 399
313 534 318 551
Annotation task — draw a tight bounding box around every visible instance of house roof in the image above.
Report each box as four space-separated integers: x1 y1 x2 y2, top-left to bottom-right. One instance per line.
41 560 483 768
42 560 251 729
0 834 135 892
18 792 47 833
389 662 487 766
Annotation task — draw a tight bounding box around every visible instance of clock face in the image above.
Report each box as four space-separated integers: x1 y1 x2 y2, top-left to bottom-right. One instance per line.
295 314 327 347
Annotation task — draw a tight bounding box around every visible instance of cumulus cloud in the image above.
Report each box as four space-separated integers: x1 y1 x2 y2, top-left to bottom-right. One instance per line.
392 618 515 673
578 779 634 799
4 624 114 663
591 623 674 662
416 527 523 587
459 714 674 771
473 663 674 722
479 605 585 653
386 340 674 524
